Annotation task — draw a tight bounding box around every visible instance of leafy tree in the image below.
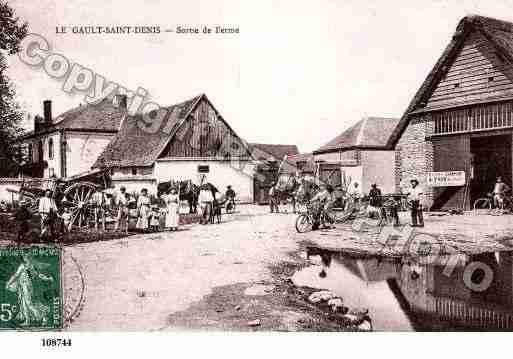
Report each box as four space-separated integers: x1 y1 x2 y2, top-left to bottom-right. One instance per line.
0 1 27 176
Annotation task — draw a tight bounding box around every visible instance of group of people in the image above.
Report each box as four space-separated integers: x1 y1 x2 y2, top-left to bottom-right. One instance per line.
13 183 237 243
115 186 180 233
307 178 425 231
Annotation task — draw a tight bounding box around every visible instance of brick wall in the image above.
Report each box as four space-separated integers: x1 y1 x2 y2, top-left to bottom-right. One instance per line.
396 114 434 208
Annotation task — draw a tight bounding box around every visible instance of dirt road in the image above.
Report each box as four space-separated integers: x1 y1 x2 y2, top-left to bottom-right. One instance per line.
64 205 310 331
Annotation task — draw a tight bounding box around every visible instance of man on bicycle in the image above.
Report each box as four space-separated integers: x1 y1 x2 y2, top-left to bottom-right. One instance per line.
493 176 510 209
311 184 335 230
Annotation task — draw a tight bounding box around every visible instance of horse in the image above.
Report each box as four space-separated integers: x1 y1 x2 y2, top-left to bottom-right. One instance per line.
269 173 301 213
157 179 199 214
295 175 321 206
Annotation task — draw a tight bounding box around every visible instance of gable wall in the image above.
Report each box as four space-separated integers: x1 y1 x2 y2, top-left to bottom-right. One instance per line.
427 30 513 109
161 98 249 159
65 132 115 177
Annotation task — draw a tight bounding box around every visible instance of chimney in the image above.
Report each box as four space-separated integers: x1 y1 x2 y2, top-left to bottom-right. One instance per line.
113 94 127 109
43 100 52 125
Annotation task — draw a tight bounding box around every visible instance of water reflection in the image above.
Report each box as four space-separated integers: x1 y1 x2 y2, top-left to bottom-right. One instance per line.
292 248 513 331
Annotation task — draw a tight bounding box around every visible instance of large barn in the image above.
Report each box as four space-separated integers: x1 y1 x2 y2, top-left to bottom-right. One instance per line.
391 15 513 210
93 94 256 202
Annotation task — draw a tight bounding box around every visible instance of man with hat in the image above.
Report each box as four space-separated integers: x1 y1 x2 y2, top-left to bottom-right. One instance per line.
310 184 335 230
38 189 58 241
407 179 424 227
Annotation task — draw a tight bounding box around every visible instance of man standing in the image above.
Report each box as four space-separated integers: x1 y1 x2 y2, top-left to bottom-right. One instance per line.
114 186 130 233
345 182 362 211
225 185 236 213
493 176 510 209
408 179 424 227
14 200 32 244
268 186 279 213
368 183 385 220
38 189 58 241
198 185 214 224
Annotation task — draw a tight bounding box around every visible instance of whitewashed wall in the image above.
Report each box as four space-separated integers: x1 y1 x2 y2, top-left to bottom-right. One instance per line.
154 159 256 203
65 132 114 177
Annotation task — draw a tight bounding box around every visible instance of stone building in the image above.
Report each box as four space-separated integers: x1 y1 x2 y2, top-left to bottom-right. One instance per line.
389 15 513 210
313 116 399 194
18 95 127 178
93 94 257 202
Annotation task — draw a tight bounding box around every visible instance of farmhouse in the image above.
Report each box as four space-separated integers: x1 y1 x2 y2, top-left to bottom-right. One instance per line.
390 15 513 210
93 94 256 202
17 95 127 179
313 116 399 194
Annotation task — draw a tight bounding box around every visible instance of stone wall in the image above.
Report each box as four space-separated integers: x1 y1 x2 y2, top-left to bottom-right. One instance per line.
395 115 434 208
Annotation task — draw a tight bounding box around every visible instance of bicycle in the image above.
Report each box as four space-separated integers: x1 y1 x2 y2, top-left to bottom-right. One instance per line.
473 192 513 215
295 203 333 233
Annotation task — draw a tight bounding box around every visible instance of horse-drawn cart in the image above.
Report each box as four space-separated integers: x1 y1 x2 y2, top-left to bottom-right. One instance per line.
9 168 113 230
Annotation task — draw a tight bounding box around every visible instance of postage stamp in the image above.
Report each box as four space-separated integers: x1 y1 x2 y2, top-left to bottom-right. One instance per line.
0 246 62 330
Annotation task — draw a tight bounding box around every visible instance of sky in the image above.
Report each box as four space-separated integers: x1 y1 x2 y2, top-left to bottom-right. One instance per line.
6 0 513 153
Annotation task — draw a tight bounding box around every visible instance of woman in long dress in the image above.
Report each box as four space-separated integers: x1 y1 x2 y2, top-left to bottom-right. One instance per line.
5 255 53 327
165 189 180 230
136 188 151 231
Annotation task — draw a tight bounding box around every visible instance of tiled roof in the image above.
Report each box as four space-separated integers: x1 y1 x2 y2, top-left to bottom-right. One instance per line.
283 152 315 173
249 143 299 161
93 94 202 168
314 117 399 154
22 98 126 138
388 15 513 146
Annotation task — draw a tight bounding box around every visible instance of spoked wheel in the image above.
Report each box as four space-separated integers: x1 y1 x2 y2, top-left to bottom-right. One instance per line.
62 182 98 229
295 213 312 233
473 198 492 214
19 190 39 213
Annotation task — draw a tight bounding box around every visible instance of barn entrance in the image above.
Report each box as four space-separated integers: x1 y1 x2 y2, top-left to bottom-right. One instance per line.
470 134 512 205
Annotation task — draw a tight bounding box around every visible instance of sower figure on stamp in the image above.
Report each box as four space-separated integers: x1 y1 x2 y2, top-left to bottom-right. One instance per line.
407 179 424 227
114 186 130 233
38 189 58 242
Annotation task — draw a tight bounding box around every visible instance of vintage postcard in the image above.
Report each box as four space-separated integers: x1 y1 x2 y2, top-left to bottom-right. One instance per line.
3 0 513 341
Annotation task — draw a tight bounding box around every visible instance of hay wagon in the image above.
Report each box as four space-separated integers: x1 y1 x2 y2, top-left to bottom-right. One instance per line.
12 168 112 229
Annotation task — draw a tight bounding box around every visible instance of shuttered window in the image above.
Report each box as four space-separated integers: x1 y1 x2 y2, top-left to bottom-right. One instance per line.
433 101 513 135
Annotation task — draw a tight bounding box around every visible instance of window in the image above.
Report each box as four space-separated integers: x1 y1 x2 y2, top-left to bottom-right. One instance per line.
28 143 33 163
38 140 43 161
131 168 137 176
48 138 54 159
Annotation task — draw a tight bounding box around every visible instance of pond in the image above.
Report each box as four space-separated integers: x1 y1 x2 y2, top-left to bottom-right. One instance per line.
292 248 513 331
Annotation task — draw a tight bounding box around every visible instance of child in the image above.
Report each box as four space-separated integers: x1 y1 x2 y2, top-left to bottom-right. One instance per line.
60 207 73 234
150 205 161 232
14 200 32 245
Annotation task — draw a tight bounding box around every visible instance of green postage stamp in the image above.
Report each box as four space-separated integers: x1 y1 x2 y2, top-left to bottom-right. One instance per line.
0 247 62 330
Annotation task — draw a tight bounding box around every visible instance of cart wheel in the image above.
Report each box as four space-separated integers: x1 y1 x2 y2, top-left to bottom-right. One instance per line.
295 214 311 233
63 182 98 229
19 190 39 213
